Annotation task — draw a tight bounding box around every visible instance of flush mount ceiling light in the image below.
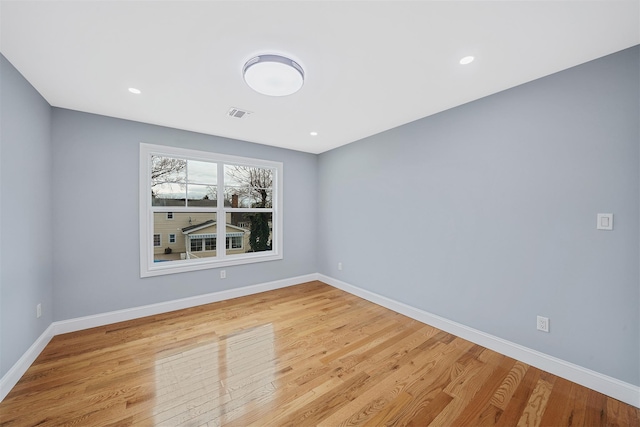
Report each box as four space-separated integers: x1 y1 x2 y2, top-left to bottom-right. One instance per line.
128 87 141 94
459 56 475 65
243 54 304 96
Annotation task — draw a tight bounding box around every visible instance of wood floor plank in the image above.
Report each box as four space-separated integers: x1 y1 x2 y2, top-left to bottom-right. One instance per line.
449 356 516 426
481 353 543 427
429 350 509 426
583 389 608 427
515 376 554 427
606 395 640 427
394 344 475 412
490 361 529 410
0 281 637 427
364 390 415 426
537 375 586 427
406 390 454 427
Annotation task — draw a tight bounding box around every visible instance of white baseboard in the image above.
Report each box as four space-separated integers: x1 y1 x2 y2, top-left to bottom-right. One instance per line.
319 274 640 408
3 272 638 409
0 324 55 402
0 273 317 402
53 274 317 335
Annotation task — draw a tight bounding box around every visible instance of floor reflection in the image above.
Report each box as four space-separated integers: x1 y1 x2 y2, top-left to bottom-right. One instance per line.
153 323 275 425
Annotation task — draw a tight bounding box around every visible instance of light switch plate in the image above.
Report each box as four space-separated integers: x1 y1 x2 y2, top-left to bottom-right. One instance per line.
597 213 613 230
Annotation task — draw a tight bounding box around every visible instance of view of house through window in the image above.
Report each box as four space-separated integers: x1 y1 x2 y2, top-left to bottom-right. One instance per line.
140 144 282 277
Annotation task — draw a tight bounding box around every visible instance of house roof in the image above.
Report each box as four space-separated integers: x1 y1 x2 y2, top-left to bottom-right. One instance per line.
182 220 246 234
182 220 216 234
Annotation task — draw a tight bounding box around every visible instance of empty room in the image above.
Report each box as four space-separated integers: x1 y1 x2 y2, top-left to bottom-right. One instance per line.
1 1 639 426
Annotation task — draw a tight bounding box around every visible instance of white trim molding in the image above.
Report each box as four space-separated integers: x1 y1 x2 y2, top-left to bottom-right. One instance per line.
318 274 640 408
2 273 639 408
54 274 316 335
0 324 55 402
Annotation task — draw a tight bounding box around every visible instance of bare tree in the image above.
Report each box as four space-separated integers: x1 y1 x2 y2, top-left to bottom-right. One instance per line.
225 166 272 208
225 166 273 252
151 156 186 185
151 156 186 199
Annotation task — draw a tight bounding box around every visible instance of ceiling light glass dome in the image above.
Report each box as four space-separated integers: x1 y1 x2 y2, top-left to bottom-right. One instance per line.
243 55 304 96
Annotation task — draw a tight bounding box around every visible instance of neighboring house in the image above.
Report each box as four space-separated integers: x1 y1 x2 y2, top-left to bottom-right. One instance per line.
153 211 250 260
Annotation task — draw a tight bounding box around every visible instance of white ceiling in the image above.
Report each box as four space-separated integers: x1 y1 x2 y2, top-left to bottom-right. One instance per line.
1 1 638 154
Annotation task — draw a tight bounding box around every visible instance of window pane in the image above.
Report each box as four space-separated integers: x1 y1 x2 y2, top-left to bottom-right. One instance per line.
153 212 217 263
152 155 186 183
187 184 216 207
224 189 272 208
226 212 272 256
152 183 186 206
224 165 273 208
152 156 186 206
188 160 216 185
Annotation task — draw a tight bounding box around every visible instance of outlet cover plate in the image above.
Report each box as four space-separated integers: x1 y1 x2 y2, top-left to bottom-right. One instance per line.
597 213 613 230
537 316 549 332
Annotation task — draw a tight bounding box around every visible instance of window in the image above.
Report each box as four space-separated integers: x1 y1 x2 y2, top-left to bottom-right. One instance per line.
190 239 203 252
205 237 216 251
226 235 243 250
140 143 282 277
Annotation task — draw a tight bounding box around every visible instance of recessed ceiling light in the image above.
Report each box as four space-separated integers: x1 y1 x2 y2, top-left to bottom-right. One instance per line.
243 54 304 97
459 56 475 65
128 87 141 94
310 131 318 136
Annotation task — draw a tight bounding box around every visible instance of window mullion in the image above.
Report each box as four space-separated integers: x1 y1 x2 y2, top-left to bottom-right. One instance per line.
217 162 225 259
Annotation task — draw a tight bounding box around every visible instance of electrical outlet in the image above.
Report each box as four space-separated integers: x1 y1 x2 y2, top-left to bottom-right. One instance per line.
220 270 226 279
537 316 549 332
338 262 343 271
37 303 42 318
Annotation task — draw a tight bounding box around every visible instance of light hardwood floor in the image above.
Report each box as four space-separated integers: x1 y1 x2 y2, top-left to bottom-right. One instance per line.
0 281 638 426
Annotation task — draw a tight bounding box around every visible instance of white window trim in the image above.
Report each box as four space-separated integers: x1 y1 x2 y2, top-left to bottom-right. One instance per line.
153 233 162 247
168 233 176 244
167 212 174 220
139 143 283 277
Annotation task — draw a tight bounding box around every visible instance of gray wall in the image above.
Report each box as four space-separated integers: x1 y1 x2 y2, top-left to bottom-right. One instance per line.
0 54 54 377
2 45 638 389
318 46 640 385
51 109 318 320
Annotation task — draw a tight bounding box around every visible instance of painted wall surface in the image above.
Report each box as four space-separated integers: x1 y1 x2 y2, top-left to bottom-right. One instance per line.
2 42 638 393
318 46 640 385
0 55 54 377
51 109 317 320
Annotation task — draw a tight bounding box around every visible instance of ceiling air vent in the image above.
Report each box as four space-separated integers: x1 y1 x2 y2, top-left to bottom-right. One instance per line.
227 107 252 119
